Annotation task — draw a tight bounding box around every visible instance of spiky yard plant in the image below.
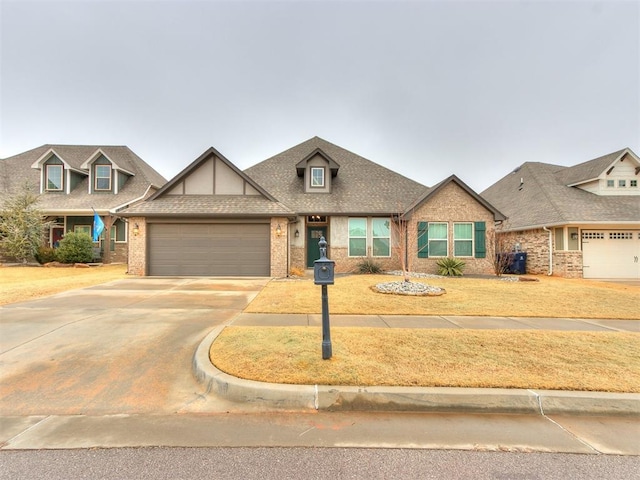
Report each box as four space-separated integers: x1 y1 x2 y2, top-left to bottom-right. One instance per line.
436 257 466 276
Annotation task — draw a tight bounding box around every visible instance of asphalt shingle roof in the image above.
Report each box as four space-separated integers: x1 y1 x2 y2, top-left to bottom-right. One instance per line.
481 150 640 230
125 194 294 216
244 136 429 215
0 145 167 213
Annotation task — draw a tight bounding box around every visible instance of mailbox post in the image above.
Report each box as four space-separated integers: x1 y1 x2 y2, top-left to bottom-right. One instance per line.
313 236 335 359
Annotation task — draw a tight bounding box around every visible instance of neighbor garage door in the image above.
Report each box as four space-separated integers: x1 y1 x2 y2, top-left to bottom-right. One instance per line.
148 223 270 276
582 230 640 279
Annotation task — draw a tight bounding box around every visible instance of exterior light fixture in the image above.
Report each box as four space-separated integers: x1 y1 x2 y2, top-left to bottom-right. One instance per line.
276 224 282 237
133 223 140 237
295 229 300 238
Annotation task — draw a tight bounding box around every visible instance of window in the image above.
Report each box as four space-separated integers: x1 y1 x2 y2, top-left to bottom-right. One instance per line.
631 180 638 187
428 222 448 257
619 179 626 188
372 218 391 257
348 218 367 256
454 223 473 256
74 225 91 236
46 165 63 191
310 167 325 187
95 165 112 190
606 179 614 187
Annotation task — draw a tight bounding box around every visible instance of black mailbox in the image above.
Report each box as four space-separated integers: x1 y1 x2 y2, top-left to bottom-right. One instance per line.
314 236 335 285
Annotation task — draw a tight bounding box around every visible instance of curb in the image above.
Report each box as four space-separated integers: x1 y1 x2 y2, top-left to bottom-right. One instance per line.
194 327 640 416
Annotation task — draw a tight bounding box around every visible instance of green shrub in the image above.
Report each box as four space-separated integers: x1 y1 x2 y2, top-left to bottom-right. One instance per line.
55 232 94 263
436 257 466 276
356 258 383 274
35 246 56 264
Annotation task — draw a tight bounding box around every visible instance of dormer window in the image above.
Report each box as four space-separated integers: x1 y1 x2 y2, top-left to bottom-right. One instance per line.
46 164 63 191
95 165 112 191
311 167 325 188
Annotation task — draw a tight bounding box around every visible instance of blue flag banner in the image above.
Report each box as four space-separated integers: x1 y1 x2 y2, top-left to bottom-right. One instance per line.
92 211 105 242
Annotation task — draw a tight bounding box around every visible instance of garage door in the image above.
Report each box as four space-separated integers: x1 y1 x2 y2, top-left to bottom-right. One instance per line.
582 231 640 279
148 223 270 276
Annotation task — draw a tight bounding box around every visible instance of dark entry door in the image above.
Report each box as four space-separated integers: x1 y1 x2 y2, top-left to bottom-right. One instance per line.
307 226 327 267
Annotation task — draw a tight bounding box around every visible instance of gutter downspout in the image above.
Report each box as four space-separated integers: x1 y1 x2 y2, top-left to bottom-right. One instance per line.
542 226 553 276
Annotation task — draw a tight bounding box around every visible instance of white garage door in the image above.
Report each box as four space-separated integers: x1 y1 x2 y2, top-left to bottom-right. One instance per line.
148 223 270 276
582 231 640 279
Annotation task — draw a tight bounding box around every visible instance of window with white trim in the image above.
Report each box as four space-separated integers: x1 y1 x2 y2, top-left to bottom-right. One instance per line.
310 167 325 187
606 179 614 187
95 165 112 191
631 180 638 187
453 223 473 257
428 222 448 257
348 218 367 256
46 164 63 191
372 218 391 257
74 225 91 236
619 179 626 188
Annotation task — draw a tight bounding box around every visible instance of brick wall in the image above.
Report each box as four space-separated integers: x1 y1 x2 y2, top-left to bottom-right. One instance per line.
497 227 584 278
126 217 146 275
554 250 583 278
270 217 288 277
412 182 496 275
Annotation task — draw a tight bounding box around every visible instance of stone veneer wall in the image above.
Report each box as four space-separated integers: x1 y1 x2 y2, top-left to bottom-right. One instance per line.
496 228 584 278
412 182 496 275
126 216 146 275
270 217 288 277
553 250 583 278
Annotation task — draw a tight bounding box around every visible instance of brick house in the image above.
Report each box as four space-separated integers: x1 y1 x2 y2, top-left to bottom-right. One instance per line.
481 148 640 279
0 145 166 263
122 137 505 277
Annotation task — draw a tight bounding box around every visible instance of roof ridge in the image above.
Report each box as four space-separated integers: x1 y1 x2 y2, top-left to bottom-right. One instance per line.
523 163 568 223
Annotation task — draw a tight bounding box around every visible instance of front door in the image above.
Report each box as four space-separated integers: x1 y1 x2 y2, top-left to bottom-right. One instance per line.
307 226 327 267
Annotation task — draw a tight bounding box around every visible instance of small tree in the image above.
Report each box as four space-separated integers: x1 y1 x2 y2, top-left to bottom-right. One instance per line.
0 183 49 263
390 213 418 282
55 231 94 263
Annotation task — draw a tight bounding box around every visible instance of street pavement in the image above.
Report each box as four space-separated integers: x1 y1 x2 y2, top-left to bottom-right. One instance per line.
0 277 638 455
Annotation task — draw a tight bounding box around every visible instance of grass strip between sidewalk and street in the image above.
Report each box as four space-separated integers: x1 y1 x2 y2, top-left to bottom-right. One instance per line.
210 326 640 393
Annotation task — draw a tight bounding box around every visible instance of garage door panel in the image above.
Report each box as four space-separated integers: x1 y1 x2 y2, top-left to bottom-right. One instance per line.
582 231 640 279
148 223 270 276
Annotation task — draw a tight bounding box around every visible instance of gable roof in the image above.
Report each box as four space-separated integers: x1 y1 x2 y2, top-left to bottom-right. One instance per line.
404 175 506 221
558 148 636 187
295 148 340 177
121 147 294 217
0 144 167 213
481 149 640 231
244 136 429 215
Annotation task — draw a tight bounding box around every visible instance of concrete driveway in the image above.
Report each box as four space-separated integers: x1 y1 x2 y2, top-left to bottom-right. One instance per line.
0 277 270 416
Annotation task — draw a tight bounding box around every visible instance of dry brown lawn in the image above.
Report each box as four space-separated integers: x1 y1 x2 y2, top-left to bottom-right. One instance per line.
0 264 129 305
211 326 640 393
245 274 640 319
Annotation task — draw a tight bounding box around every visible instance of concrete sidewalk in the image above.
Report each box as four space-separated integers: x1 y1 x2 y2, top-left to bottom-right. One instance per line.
195 314 640 415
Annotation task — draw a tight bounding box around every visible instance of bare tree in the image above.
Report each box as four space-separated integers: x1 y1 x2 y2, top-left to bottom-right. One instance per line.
488 228 520 276
390 212 419 282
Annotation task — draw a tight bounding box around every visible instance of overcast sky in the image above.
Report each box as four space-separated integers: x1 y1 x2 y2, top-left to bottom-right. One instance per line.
1 0 638 192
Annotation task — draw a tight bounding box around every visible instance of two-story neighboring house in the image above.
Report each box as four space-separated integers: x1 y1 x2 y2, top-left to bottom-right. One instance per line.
481 148 640 279
0 145 166 263
122 137 505 276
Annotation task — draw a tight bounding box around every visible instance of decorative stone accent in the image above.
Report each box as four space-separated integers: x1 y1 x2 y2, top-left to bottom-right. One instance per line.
126 217 146 276
373 280 446 296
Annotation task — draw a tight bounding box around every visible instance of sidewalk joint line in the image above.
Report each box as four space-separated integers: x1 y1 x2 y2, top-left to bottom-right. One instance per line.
529 390 602 455
2 415 52 449
314 385 319 410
